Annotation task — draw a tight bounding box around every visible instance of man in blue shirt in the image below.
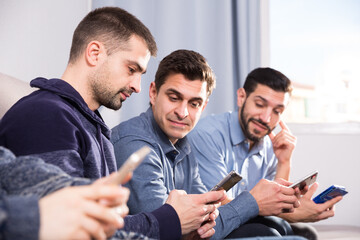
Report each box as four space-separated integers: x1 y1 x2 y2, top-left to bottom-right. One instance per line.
112 50 301 239
188 68 295 199
187 67 343 239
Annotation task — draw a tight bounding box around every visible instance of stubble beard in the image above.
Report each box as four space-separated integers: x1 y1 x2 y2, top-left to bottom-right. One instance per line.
239 101 272 144
89 61 125 111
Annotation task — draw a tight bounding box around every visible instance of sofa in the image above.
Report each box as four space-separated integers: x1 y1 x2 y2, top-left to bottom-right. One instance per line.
0 72 34 119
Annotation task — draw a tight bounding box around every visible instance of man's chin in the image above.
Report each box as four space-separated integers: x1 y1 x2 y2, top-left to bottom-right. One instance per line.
168 131 188 141
104 102 122 111
247 132 265 143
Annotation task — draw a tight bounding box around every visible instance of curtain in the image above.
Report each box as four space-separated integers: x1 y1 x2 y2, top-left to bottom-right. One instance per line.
93 0 268 128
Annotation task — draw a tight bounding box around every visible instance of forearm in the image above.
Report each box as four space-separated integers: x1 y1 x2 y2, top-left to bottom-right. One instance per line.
275 161 291 180
278 212 297 223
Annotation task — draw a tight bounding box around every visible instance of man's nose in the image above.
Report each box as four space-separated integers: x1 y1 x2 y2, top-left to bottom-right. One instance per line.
260 108 272 123
175 102 189 119
130 75 141 93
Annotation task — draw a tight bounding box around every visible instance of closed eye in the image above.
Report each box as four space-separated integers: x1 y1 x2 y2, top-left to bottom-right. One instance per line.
169 95 179 102
128 67 136 74
273 108 284 115
190 102 201 108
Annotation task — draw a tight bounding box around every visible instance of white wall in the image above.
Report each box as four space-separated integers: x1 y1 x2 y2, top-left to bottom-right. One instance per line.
0 0 358 227
289 124 360 227
0 0 90 81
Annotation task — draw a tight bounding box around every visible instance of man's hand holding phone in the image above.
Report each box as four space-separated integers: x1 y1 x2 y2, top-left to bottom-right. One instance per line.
166 189 226 239
280 182 343 223
288 170 318 195
250 179 300 216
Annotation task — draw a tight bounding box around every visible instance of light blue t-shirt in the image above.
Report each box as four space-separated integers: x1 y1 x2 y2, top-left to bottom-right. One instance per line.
188 111 278 199
111 108 259 239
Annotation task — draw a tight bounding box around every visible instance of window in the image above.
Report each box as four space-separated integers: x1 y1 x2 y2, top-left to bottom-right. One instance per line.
269 0 360 123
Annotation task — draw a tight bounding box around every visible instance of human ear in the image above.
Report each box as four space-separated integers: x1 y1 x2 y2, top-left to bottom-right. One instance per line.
236 88 246 107
149 82 157 105
85 41 104 66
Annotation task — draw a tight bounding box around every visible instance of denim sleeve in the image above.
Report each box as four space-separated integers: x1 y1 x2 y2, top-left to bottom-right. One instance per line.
212 191 259 239
112 137 169 214
0 195 40 240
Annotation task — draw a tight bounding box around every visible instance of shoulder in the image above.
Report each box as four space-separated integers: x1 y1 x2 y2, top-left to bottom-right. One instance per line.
4 90 78 123
190 112 231 141
198 112 231 132
111 113 154 144
0 91 83 149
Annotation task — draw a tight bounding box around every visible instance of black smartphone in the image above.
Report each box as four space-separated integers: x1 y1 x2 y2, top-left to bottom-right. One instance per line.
210 170 242 192
313 185 348 204
288 170 318 190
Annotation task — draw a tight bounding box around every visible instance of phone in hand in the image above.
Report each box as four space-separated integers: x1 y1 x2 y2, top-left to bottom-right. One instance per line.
313 185 348 204
210 170 242 192
108 146 151 185
288 170 318 190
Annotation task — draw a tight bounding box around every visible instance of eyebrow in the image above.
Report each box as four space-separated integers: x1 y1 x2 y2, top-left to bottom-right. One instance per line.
166 88 204 103
255 95 285 109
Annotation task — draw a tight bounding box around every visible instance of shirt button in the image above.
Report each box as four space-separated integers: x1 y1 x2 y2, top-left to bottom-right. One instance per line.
241 182 245 185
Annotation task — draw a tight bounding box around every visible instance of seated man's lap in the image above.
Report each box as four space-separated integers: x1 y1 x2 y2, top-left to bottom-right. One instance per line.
225 216 293 238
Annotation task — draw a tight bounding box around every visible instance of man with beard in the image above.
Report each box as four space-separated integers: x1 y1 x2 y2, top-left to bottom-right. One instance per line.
188 67 295 199
112 52 303 239
188 67 343 239
0 6 156 178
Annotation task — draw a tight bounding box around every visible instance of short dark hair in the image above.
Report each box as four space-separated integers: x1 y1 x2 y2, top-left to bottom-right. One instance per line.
154 49 216 98
69 7 157 63
243 67 292 96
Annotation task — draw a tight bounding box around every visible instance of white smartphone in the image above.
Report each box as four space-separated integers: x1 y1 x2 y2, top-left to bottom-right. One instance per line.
288 170 318 190
108 146 151 185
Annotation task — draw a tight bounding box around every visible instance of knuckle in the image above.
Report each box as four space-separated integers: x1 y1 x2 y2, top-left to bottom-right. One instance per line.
316 209 323 214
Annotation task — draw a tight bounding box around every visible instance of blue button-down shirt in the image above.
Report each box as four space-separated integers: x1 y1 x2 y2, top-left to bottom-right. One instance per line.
111 108 259 239
188 111 278 199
